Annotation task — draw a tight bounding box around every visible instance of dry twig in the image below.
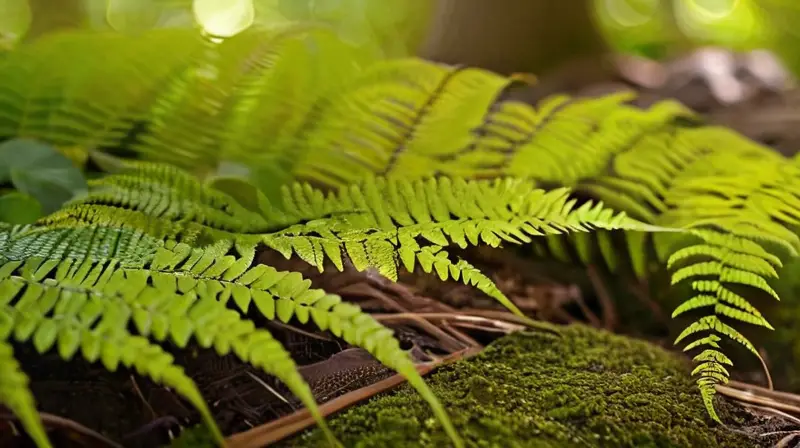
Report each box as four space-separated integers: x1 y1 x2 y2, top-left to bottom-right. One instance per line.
226 346 482 448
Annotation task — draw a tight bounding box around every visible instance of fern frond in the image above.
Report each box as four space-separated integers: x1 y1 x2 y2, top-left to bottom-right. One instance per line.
271 57 800 422
221 27 377 195
147 240 459 443
260 176 665 317
290 59 514 185
40 162 270 244
0 244 333 446
0 225 160 265
0 221 465 447
0 340 50 448
44 165 662 319
0 29 202 148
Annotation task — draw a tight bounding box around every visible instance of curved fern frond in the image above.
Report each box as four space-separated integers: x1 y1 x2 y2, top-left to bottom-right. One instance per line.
221 27 377 196
0 224 161 265
147 240 459 445
44 165 663 320
40 162 270 244
289 59 513 185
260 176 666 317
0 340 50 448
0 221 465 447
130 25 370 177
0 29 202 149
268 57 800 422
53 164 663 318
0 236 335 446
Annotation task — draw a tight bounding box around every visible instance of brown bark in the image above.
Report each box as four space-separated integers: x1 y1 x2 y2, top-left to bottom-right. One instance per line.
419 0 609 77
25 0 86 40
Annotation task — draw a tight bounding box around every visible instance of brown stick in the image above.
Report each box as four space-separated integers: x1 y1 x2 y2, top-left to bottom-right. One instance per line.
226 347 482 448
726 381 800 406
587 265 617 331
339 283 466 352
373 312 525 334
716 385 800 416
0 411 123 448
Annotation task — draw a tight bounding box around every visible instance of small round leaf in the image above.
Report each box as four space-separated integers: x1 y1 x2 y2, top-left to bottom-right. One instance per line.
0 138 88 214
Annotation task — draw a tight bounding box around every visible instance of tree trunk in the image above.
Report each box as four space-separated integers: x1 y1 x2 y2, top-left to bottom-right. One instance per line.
26 0 86 40
419 0 609 76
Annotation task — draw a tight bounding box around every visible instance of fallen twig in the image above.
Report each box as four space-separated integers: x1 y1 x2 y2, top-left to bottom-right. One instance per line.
587 265 617 331
226 346 482 448
727 381 798 406
340 283 466 352
0 411 123 448
717 383 800 416
372 312 526 335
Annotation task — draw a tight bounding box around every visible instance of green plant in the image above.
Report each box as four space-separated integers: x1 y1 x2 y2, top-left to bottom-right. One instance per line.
1 19 799 441
0 138 87 223
0 161 658 447
281 60 800 420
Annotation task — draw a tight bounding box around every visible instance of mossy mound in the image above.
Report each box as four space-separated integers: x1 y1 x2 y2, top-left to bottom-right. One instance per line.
281 325 764 448
769 258 800 392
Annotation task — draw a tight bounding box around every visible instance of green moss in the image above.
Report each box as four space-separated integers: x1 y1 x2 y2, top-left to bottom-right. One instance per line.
168 424 217 448
282 325 758 448
768 257 800 391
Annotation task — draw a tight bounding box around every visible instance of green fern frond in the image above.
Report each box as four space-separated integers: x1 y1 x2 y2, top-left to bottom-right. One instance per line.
0 224 160 265
0 235 335 446
259 176 665 317
0 340 50 448
40 162 270 244
44 166 663 320
34 161 633 318
268 57 800 422
0 220 467 447
128 26 354 176
221 27 377 195
290 59 514 185
0 25 374 186
0 29 202 149
148 238 459 445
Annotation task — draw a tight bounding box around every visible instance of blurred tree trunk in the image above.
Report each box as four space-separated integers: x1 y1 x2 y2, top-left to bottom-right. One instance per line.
420 0 615 90
26 0 86 40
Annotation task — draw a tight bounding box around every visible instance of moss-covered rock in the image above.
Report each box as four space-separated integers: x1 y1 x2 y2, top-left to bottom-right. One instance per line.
281 325 765 448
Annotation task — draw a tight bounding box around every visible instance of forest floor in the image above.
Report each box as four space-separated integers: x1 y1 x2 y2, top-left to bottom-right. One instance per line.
4 48 800 448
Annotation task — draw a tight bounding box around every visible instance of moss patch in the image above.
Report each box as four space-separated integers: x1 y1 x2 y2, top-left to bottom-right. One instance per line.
281 325 761 448
768 257 800 392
